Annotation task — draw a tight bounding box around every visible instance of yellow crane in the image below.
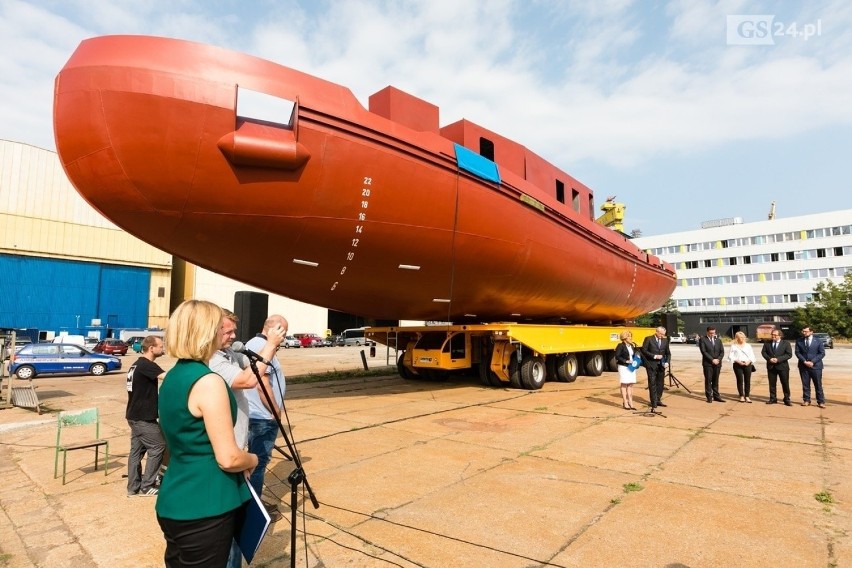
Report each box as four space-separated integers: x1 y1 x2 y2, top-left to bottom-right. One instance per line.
596 196 626 233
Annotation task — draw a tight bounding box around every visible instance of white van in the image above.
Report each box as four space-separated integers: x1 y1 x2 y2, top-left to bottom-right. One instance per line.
339 327 374 347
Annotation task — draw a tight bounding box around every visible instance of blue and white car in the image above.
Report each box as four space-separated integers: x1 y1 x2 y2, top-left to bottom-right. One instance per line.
9 343 122 379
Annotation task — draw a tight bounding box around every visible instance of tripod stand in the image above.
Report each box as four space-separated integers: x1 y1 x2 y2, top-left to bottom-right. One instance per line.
666 361 691 393
247 357 319 568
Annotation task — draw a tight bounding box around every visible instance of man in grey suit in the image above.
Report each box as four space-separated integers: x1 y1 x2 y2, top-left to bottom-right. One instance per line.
761 329 793 406
794 326 826 408
698 326 725 403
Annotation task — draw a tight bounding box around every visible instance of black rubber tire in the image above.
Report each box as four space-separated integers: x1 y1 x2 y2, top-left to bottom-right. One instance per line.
520 354 546 390
556 354 579 383
508 353 523 389
545 355 558 381
397 352 416 380
605 351 618 372
90 363 107 376
583 352 604 376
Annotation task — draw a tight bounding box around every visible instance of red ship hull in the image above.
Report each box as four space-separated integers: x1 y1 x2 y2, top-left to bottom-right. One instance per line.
53 35 675 322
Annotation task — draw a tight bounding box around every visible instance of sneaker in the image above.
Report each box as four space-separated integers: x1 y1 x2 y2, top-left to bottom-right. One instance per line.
141 487 159 496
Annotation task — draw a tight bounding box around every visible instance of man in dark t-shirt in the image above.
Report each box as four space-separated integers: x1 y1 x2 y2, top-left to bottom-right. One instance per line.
126 335 166 496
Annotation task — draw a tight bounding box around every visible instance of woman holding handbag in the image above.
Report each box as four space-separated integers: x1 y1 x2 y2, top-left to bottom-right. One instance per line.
615 330 640 410
728 331 757 403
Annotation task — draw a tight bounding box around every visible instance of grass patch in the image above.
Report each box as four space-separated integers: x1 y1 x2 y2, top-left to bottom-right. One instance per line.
610 497 622 505
534 406 548 412
288 367 396 384
623 482 643 493
814 490 834 505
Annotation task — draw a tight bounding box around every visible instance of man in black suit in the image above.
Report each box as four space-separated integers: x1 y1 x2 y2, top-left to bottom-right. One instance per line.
640 327 671 409
698 326 725 402
794 326 826 408
761 329 793 406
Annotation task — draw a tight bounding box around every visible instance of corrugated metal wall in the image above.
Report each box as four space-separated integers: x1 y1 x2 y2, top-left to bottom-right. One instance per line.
0 255 149 333
1 140 172 332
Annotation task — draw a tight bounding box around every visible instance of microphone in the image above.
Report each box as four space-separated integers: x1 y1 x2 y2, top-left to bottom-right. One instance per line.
231 341 269 365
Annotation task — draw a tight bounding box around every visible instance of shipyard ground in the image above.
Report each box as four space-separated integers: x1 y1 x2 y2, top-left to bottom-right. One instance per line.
1 344 850 567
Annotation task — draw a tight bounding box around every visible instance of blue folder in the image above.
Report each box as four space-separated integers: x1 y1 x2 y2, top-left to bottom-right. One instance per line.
236 482 272 564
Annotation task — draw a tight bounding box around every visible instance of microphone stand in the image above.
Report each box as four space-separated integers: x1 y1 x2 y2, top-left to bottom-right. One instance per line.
247 356 319 568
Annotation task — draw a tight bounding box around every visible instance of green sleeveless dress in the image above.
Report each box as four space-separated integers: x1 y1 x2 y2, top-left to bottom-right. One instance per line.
155 359 250 520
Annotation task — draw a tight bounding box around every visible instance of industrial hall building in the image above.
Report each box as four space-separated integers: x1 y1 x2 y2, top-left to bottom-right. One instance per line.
0 139 328 341
634 209 852 339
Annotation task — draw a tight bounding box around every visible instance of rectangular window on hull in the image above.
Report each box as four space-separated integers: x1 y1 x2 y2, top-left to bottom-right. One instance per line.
479 137 495 161
572 189 580 212
236 86 296 128
556 180 565 204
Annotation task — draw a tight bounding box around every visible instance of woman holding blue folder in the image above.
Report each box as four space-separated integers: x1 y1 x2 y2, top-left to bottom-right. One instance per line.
156 300 257 567
615 330 641 410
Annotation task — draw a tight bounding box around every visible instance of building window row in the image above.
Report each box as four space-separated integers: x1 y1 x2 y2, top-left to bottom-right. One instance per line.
699 314 792 324
677 293 817 309
650 224 852 256
679 266 849 287
678 247 850 271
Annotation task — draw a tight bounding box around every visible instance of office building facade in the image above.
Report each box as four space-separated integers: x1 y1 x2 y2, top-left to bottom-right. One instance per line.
634 209 852 338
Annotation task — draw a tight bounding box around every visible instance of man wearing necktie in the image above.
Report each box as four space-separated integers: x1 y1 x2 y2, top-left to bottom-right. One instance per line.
640 326 671 409
698 326 725 403
761 329 793 405
794 326 826 407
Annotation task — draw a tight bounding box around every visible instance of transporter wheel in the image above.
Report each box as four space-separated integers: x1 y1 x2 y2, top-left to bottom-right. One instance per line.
478 347 503 387
545 355 558 381
478 343 492 386
520 354 546 390
397 352 416 380
508 352 523 389
556 354 579 383
605 350 618 372
583 351 604 376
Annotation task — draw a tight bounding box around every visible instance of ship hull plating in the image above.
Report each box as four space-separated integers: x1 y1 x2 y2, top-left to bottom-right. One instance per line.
54 36 675 322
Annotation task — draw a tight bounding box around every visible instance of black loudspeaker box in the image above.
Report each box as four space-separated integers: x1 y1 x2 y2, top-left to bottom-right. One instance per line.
660 313 678 334
233 291 269 344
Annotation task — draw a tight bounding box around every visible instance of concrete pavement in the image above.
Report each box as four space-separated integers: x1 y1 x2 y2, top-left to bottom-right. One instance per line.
0 344 850 567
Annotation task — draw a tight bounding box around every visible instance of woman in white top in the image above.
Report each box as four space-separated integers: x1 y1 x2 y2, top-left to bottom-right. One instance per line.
614 330 639 410
728 331 757 402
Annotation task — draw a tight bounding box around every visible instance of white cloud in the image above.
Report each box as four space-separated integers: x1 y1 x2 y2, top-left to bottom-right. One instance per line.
2 0 851 178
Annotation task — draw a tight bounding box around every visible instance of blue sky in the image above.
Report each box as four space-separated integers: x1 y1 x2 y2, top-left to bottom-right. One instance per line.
2 0 850 235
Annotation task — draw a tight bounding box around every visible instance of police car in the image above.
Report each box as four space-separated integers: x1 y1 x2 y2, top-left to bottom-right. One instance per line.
9 343 122 379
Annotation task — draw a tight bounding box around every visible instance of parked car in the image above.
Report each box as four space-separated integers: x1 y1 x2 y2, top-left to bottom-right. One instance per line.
93 338 129 355
9 343 122 379
320 337 333 347
669 332 687 344
813 333 834 349
293 333 324 348
686 333 700 344
282 336 301 349
84 337 99 349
